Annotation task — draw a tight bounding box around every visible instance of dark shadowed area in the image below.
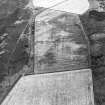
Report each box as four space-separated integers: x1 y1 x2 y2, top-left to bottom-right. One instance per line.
80 9 105 105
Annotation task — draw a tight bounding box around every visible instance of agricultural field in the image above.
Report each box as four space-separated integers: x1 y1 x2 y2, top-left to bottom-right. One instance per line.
0 0 105 105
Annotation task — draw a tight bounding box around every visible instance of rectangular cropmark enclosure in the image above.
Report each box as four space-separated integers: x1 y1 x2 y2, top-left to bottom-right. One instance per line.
33 8 91 74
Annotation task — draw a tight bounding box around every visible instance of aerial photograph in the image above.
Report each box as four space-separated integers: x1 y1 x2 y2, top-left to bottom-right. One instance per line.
0 0 105 105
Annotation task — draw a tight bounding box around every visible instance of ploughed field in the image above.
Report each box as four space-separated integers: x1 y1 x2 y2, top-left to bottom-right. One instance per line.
34 9 89 74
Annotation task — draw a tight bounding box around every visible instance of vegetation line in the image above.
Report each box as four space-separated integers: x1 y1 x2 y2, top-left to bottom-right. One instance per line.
79 17 91 67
